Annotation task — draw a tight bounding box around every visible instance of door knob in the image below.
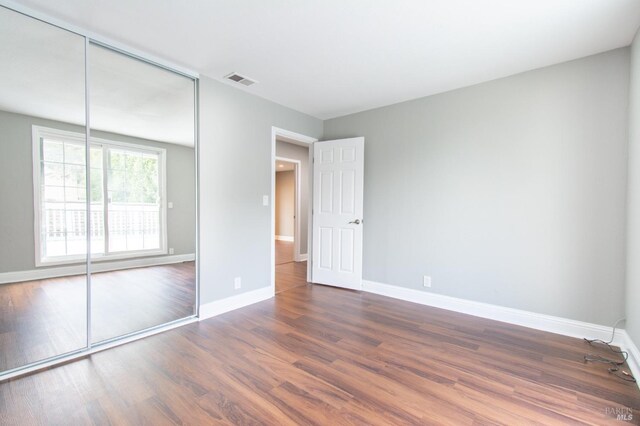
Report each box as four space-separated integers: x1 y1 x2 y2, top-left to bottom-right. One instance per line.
348 219 361 225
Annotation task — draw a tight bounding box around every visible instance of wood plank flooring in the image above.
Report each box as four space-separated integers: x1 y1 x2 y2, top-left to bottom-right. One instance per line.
1 280 639 424
275 261 308 294
0 262 195 372
275 240 294 265
275 240 307 294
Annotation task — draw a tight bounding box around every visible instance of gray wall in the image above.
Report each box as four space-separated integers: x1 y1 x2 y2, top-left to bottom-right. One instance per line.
324 48 630 326
276 140 310 254
199 77 323 304
275 170 295 237
626 32 640 346
0 109 195 273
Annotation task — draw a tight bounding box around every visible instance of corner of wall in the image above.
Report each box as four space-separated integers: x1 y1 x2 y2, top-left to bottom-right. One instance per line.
625 26 640 351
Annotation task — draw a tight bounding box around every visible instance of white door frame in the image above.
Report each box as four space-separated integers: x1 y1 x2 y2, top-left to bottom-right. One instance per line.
275 156 303 260
270 127 318 295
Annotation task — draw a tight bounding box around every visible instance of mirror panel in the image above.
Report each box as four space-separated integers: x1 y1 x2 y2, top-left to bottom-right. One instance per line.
88 43 196 343
0 6 87 371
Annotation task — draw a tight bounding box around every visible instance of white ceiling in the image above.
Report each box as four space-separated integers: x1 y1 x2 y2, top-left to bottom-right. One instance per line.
276 160 295 172
6 0 640 120
89 44 195 146
0 5 195 146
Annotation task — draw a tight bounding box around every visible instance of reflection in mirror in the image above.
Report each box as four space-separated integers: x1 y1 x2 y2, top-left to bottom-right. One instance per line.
88 43 196 343
0 6 87 371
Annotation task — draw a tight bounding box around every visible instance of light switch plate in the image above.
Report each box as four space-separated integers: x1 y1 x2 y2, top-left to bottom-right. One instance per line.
263 195 269 206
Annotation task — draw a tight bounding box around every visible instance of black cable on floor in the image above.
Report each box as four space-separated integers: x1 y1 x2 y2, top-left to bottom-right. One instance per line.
583 318 636 383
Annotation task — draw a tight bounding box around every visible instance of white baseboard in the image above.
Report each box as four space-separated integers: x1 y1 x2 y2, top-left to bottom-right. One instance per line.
619 330 640 387
0 254 196 284
362 280 627 347
275 235 294 242
296 254 308 262
199 286 274 321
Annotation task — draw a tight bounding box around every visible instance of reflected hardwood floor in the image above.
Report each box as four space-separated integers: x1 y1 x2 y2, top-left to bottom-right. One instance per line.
2 281 640 424
275 240 307 294
0 262 195 372
275 240 294 265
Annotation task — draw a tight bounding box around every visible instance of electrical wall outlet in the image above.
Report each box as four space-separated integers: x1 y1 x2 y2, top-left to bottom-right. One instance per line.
263 195 269 206
423 275 431 288
234 277 242 289
169 248 174 255
168 201 174 209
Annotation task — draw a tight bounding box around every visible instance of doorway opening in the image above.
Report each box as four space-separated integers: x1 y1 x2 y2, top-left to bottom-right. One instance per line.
275 158 297 261
274 157 303 293
271 128 316 294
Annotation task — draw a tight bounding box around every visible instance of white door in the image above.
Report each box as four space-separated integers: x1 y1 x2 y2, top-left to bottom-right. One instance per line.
312 137 364 290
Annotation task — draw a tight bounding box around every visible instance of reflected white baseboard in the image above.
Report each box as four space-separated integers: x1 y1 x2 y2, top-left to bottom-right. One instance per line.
296 254 308 262
275 235 294 242
0 253 196 284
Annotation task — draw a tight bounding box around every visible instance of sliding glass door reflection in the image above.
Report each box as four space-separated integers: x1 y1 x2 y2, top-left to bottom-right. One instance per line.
0 6 87 371
88 43 197 344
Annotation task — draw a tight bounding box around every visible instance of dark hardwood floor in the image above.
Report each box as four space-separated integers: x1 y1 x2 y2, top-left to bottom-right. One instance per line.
91 262 196 342
275 240 307 294
0 262 195 372
1 277 639 424
275 240 294 265
275 261 308 294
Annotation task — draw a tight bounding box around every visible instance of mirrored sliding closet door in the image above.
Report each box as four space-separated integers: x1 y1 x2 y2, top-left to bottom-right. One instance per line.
88 43 197 344
0 4 198 377
0 6 88 372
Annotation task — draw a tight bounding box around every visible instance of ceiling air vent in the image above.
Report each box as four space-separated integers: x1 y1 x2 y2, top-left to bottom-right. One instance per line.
224 72 257 86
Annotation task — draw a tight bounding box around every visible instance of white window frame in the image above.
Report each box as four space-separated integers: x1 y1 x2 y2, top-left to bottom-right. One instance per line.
32 125 168 266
